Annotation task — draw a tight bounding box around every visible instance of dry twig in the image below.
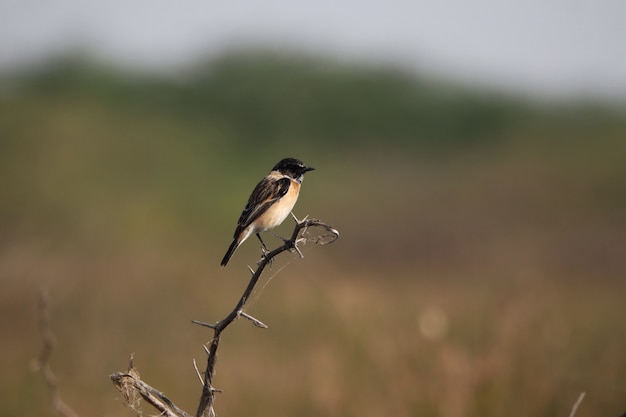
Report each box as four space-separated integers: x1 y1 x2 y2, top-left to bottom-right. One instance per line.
31 289 81 417
568 392 586 417
110 355 191 417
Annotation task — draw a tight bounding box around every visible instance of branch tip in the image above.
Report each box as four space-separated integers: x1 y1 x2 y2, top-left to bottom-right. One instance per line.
191 319 216 329
240 311 269 329
192 359 205 386
569 392 586 417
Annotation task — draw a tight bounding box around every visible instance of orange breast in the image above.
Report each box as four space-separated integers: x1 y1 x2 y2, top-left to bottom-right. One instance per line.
256 179 300 231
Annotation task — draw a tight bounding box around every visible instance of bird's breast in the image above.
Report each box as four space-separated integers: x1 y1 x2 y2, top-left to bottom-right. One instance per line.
257 180 300 230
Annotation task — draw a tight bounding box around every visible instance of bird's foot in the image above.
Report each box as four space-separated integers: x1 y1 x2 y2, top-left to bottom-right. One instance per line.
258 245 273 267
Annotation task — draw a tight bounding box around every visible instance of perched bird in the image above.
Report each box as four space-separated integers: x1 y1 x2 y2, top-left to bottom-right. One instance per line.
220 157 315 266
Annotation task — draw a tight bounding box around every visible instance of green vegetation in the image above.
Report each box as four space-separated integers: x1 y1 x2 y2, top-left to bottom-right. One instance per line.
1 52 625 417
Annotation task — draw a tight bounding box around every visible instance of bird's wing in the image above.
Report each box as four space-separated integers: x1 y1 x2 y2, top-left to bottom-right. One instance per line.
236 176 291 231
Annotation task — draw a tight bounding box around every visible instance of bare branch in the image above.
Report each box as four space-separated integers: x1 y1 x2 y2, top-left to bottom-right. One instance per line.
31 288 81 417
110 217 338 417
194 217 338 417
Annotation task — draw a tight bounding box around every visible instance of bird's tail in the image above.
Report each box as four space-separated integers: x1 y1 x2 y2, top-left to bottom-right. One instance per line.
220 239 239 267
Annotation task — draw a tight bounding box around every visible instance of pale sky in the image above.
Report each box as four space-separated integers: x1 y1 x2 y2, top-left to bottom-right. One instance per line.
1 0 625 100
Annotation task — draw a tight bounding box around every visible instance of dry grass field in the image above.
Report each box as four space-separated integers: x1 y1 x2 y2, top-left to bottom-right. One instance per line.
1 55 626 417
2 245 625 417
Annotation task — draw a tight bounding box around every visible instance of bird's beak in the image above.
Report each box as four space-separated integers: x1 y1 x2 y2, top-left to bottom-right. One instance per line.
304 166 315 172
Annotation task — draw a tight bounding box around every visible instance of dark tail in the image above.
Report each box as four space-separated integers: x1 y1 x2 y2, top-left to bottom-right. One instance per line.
220 239 239 267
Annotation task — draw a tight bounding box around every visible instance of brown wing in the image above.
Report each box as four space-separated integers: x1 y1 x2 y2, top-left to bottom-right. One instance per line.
233 176 291 236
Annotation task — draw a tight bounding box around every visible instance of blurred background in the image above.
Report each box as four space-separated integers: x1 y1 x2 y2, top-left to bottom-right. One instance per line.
1 2 625 417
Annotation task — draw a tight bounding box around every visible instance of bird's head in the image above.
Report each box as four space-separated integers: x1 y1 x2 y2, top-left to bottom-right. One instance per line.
272 158 315 181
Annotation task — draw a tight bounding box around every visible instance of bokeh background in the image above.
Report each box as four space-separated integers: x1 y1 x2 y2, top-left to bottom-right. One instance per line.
1 2 626 417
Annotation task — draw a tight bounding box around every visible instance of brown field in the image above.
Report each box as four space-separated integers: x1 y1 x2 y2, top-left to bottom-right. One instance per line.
1 56 626 417
2 244 625 417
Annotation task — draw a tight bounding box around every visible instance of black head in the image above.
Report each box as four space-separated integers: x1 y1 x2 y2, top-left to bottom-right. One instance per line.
272 157 315 179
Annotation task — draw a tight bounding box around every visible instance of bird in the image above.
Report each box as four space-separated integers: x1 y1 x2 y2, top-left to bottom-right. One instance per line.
220 157 315 267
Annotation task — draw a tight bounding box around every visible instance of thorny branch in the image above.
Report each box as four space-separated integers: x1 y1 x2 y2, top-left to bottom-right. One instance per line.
193 217 338 417
109 217 338 417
